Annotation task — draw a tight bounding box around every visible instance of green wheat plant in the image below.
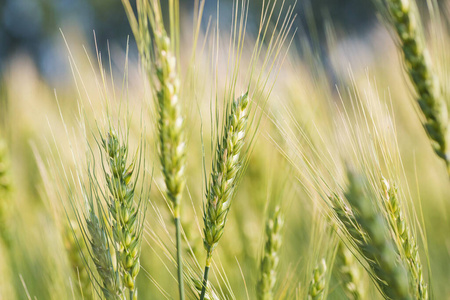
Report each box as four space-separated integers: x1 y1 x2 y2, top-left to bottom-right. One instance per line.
200 92 250 300
101 130 145 299
121 1 187 297
379 0 450 174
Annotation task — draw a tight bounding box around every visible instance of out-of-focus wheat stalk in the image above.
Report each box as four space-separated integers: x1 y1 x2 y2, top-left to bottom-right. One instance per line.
307 259 327 300
335 242 364 300
257 206 284 300
0 138 11 244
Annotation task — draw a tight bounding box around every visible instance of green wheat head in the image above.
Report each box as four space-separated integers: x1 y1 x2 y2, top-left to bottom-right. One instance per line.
383 0 450 172
102 130 144 298
203 92 250 261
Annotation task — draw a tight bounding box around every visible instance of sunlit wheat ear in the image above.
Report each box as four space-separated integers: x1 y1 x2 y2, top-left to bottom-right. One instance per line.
199 92 250 300
381 0 450 173
257 206 284 300
307 259 327 300
121 1 187 298
203 92 250 260
333 171 413 300
85 204 123 300
335 242 364 300
102 130 144 299
381 179 428 300
0 138 11 244
64 221 92 298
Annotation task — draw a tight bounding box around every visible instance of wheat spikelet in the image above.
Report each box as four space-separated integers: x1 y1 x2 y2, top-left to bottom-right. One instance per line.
381 179 428 300
333 171 413 300
102 131 143 299
307 259 327 300
383 0 450 173
257 206 284 300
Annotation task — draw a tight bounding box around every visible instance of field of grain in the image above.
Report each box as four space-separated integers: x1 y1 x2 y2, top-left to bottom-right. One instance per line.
1 0 450 299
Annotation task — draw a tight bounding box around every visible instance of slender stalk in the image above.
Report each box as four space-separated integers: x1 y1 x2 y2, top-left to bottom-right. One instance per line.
200 263 211 300
175 217 185 300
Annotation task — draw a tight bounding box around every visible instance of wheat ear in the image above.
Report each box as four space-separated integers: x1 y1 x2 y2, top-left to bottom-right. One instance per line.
308 259 327 300
257 206 284 300
333 171 413 300
381 179 428 299
335 242 364 300
200 92 250 300
121 2 187 297
102 131 143 299
384 0 450 173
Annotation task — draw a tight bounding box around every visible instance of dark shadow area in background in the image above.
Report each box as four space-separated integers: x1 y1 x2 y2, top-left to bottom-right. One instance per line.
1 0 427 84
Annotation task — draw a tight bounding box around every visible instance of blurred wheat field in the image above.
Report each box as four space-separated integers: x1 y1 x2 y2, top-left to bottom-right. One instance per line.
1 0 450 299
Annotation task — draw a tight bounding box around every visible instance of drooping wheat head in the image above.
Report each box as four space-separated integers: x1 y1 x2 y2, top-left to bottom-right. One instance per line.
333 171 413 300
381 178 428 299
257 206 284 300
383 0 450 173
102 130 144 299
